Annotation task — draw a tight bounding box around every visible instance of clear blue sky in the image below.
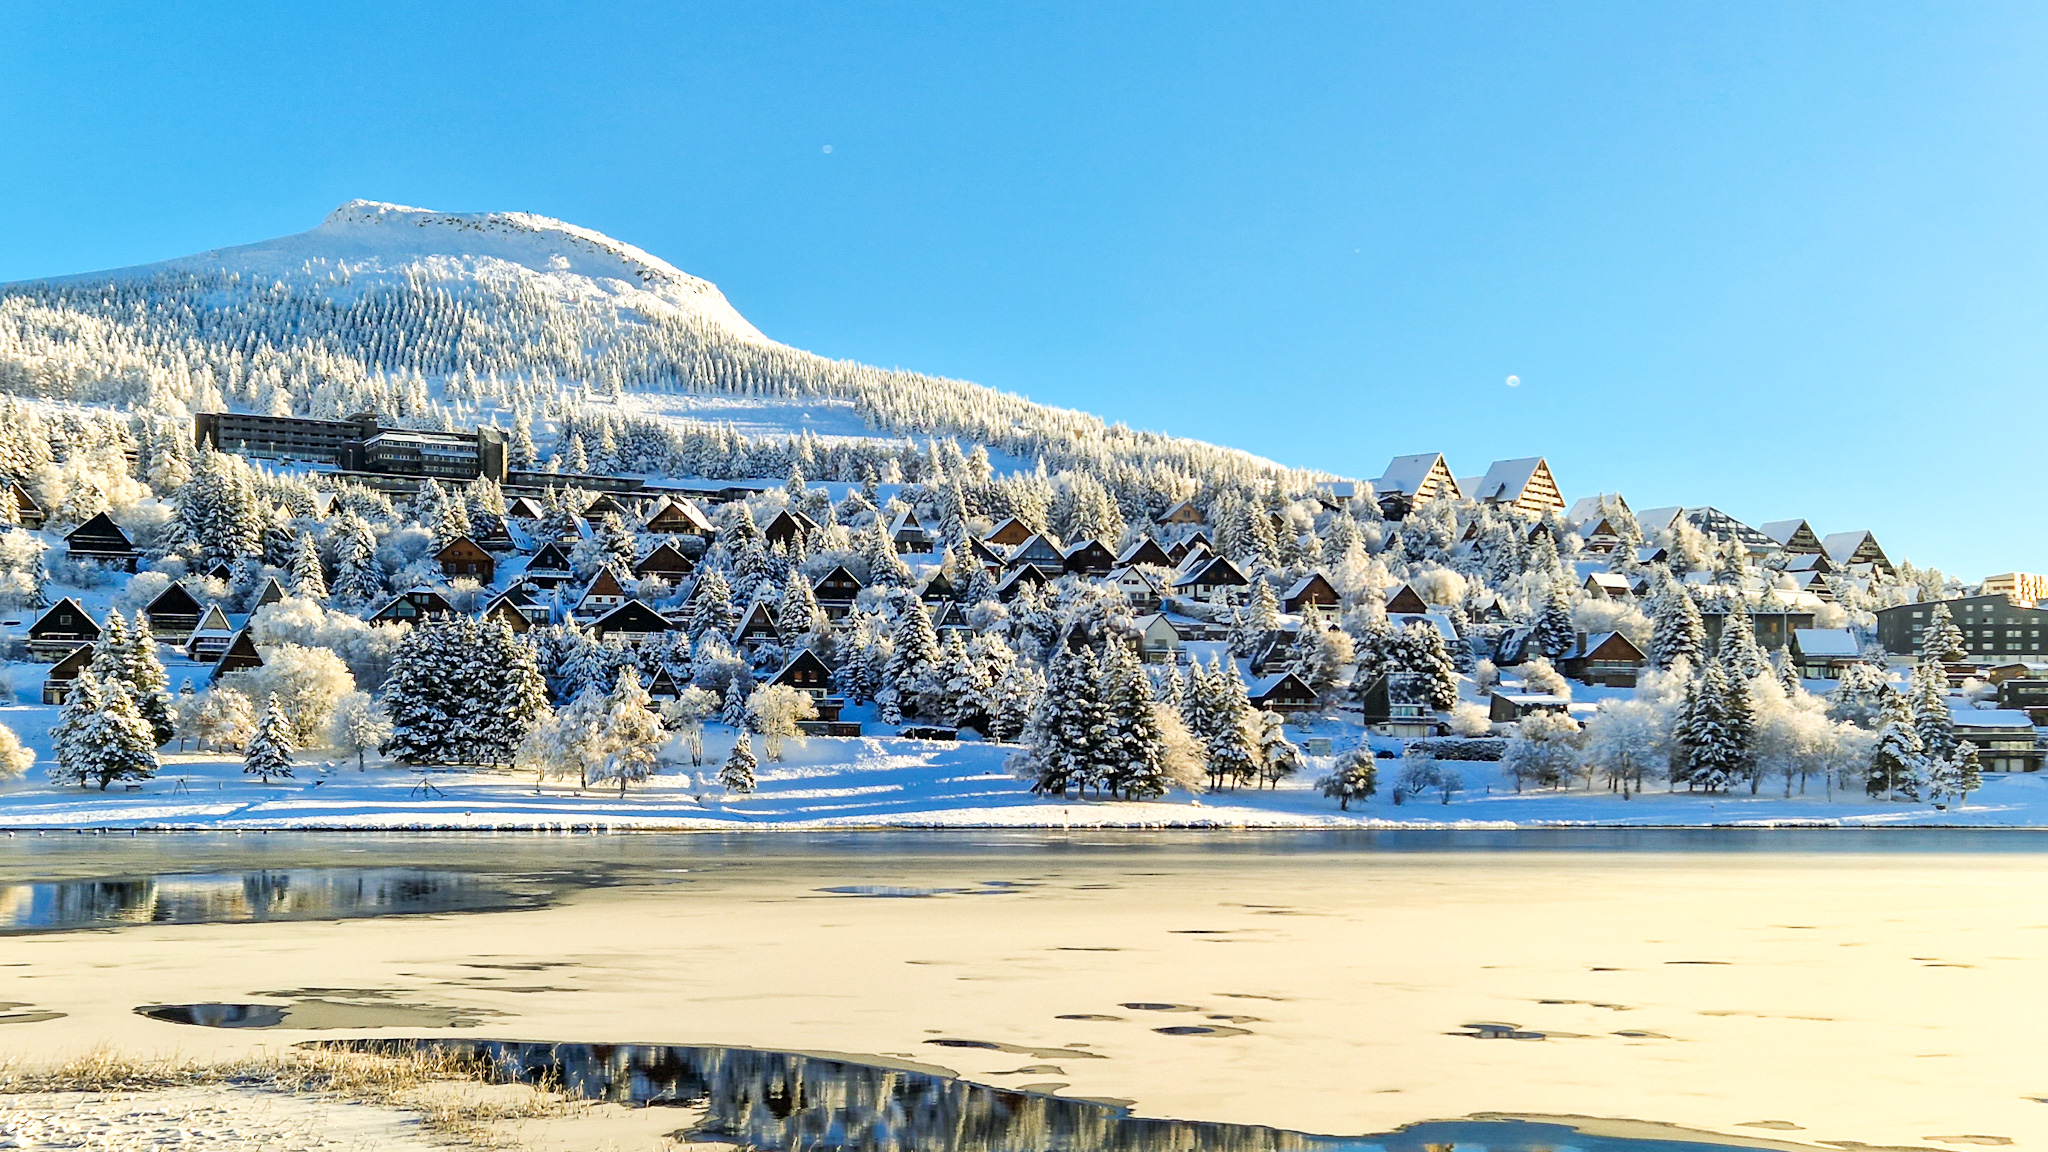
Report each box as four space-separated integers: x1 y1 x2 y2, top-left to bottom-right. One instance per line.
3 3 2044 579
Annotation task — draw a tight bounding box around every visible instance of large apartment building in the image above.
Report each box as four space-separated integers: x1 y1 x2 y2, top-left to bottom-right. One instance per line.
1875 594 2048 663
194 412 508 482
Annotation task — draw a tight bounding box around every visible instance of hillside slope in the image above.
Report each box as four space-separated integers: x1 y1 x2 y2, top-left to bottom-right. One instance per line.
0 201 1310 490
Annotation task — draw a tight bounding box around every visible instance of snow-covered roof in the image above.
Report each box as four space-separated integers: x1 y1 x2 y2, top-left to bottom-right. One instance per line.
1390 611 1459 645
1949 706 2035 729
1758 519 1813 546
1792 628 1860 658
1635 506 1683 533
1821 530 1881 564
1374 453 1455 498
1468 457 1547 505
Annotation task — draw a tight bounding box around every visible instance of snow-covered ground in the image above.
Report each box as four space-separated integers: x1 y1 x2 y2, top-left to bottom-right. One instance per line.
4 720 2046 831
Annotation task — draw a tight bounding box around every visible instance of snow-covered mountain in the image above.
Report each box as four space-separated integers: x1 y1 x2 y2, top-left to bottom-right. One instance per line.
0 201 1309 491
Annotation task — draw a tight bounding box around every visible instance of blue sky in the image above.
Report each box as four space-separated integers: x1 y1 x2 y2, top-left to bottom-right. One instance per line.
3 3 2044 578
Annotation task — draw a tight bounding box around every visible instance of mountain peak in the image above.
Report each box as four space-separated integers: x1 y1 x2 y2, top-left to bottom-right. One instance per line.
313 199 705 291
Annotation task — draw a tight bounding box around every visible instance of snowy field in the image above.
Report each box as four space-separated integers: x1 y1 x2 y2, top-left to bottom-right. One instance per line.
4 719 2047 831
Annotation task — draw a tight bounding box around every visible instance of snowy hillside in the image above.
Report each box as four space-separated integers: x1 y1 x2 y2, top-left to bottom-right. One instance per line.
0 201 1308 492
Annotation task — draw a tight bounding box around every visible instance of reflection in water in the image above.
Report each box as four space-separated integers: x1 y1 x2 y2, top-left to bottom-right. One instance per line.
0 869 544 932
321 1038 1796 1152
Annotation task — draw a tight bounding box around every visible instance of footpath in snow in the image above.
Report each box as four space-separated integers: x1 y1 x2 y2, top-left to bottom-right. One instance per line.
2 729 2046 831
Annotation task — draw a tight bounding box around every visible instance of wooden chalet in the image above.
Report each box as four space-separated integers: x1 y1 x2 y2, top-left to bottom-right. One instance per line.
814 565 865 618
983 517 1034 548
1133 613 1188 663
646 667 684 701
888 510 933 555
505 496 548 521
1247 671 1319 714
1384 583 1430 615
1172 556 1250 605
370 588 455 625
1783 550 1834 576
1281 572 1339 616
1005 533 1066 576
1467 457 1565 518
930 600 972 639
488 584 552 626
1373 454 1461 519
1558 630 1647 687
1790 628 1868 680
1359 672 1448 737
143 582 205 640
588 599 675 645
1156 498 1205 527
1062 540 1116 577
41 645 93 704
1116 538 1174 569
211 629 265 680
583 492 631 520
994 565 1050 601
919 568 958 605
64 512 137 571
201 560 234 583
965 537 1006 572
1489 690 1572 724
644 496 715 537
183 605 235 662
1110 565 1165 612
631 541 696 583
481 597 533 634
763 508 819 547
576 568 630 615
522 541 574 588
770 649 855 733
1583 572 1633 600
732 600 782 646
27 597 99 656
435 537 495 584
7 482 44 530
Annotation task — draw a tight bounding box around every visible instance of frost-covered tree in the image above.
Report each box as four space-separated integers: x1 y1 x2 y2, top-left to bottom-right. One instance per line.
243 693 296 783
327 691 391 772
777 571 824 640
51 671 159 791
226 642 355 746
1319 747 1378 810
382 618 547 766
1910 663 1956 765
1650 581 1707 671
590 669 666 796
0 722 31 781
1918 602 1966 665
329 512 384 605
1867 692 1927 801
1017 642 1103 797
1254 710 1299 789
1532 577 1576 659
287 531 327 601
720 731 758 793
1386 621 1458 712
747 684 818 761
1927 740 1982 807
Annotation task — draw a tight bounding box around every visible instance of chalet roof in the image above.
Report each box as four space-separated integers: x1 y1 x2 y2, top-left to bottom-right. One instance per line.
763 508 819 539
581 568 628 601
771 648 834 688
1156 498 1203 523
1585 572 1632 592
528 541 573 570
145 582 204 617
255 577 288 607
1115 538 1174 568
1950 706 2036 729
188 604 234 637
46 644 93 680
481 598 532 632
1110 565 1164 593
1821 530 1885 565
29 597 98 638
1384 583 1430 614
1281 572 1336 603
1375 453 1459 499
888 509 925 535
734 599 780 635
1247 671 1315 700
1173 556 1249 588
506 496 548 520
583 493 629 518
1564 631 1644 661
1132 612 1185 637
1635 506 1684 533
213 629 264 675
64 512 134 551
993 566 1048 595
632 542 695 577
1759 519 1815 547
1566 494 1627 531
8 482 40 514
434 536 489 560
1062 539 1113 560
1468 458 1547 504
644 495 715 533
1792 628 1860 658
815 564 864 590
1390 611 1460 646
1784 552 1832 573
592 599 675 636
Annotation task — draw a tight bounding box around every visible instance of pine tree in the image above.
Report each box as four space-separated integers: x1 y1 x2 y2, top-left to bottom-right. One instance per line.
720 732 758 793
777 571 823 639
330 512 383 605
865 518 911 586
244 693 296 783
1099 640 1172 799
1533 577 1576 659
49 671 107 789
382 619 548 766
1867 690 1926 800
87 687 160 792
1910 663 1956 765
687 571 736 639
1650 581 1707 670
886 597 941 719
1717 603 1767 682
1918 602 1966 665
288 531 327 600
1387 620 1459 711
593 669 664 797
118 616 175 747
1199 658 1261 790
1680 663 1746 792
722 676 749 727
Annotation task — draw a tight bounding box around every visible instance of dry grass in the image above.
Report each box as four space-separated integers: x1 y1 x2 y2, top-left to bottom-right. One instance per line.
0 1044 585 1147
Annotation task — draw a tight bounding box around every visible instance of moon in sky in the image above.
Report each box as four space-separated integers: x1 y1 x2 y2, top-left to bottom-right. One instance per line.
1505 375 1521 388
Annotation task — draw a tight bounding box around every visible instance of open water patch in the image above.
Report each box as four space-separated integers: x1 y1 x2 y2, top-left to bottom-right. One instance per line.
309 1037 1834 1152
0 868 548 933
137 994 506 1030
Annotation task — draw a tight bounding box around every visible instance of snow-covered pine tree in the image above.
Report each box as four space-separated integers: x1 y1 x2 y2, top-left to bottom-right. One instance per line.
1254 710 1299 789
1201 658 1261 790
329 512 383 605
1099 639 1171 799
865 518 912 587
1680 662 1745 792
1533 577 1576 659
288 531 327 600
48 671 107 789
777 571 824 639
1650 581 1707 670
721 676 749 728
117 615 175 747
720 732 758 793
1918 602 1966 665
1388 620 1459 712
1867 692 1926 801
1716 603 1768 682
244 693 296 783
591 668 664 797
1910 663 1956 765
687 571 736 639
85 685 160 792
885 597 941 718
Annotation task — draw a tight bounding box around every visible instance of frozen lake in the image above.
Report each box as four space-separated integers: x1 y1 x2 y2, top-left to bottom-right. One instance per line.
2 831 2043 1150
